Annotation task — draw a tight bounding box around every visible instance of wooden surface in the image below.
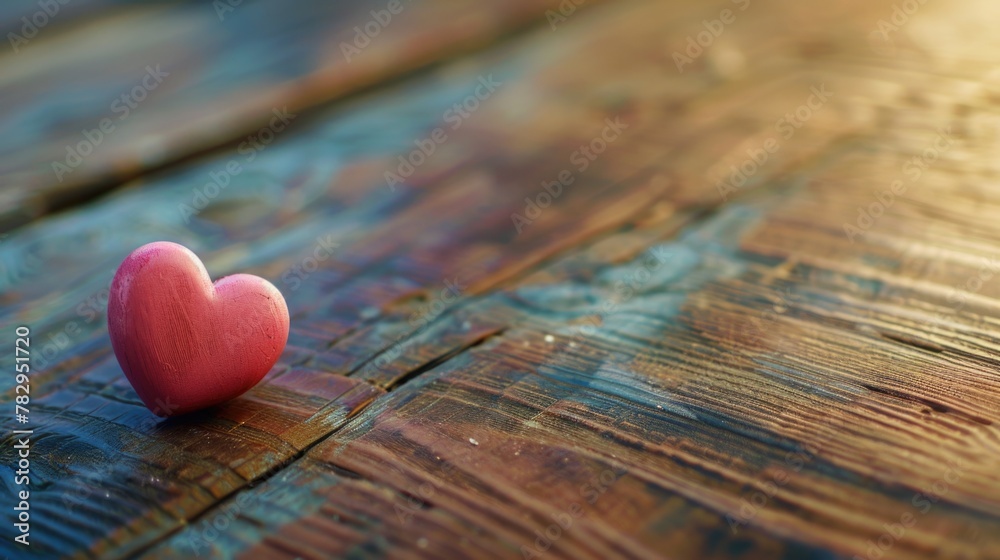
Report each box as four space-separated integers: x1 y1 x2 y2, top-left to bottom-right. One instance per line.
2 0 1000 558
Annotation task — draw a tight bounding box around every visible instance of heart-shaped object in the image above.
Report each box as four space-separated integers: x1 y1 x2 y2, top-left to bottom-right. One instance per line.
108 242 289 417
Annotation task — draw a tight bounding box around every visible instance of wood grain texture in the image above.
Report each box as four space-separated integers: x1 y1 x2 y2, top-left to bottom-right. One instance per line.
0 0 559 230
3 0 1000 558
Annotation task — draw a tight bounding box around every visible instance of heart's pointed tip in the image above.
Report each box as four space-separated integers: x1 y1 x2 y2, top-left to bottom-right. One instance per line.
147 403 221 422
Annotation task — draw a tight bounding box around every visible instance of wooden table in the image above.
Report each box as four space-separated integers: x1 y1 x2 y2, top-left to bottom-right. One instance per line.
2 0 999 558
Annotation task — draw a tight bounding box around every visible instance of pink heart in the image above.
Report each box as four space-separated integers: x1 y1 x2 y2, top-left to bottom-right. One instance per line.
107 242 289 417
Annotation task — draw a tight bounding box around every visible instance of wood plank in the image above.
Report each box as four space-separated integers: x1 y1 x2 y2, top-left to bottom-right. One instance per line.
3 0 1000 558
0 0 559 230
138 0 1000 558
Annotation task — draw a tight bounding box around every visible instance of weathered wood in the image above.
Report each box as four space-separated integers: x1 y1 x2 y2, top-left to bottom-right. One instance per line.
0 0 557 230
3 0 1000 558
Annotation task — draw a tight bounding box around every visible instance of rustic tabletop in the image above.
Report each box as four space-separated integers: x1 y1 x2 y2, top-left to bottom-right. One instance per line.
1 0 999 558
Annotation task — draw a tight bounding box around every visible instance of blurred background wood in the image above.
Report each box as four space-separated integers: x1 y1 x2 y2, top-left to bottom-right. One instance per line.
0 0 556 230
2 0 1000 558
